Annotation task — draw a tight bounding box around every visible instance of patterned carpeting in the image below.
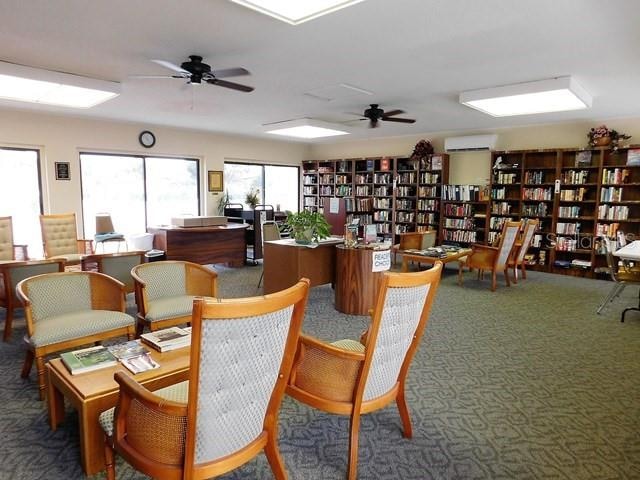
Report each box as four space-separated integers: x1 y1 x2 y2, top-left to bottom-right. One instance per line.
1 263 639 479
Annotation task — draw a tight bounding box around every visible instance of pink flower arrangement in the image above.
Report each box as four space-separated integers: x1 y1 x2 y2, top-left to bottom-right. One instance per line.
587 125 631 149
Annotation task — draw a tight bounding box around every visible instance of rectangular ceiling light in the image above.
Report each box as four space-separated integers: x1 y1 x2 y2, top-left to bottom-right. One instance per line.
0 61 120 108
459 77 592 117
230 0 365 25
265 119 350 139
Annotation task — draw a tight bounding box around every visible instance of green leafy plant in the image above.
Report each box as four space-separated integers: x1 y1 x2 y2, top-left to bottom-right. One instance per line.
216 190 231 215
245 187 260 209
285 210 331 244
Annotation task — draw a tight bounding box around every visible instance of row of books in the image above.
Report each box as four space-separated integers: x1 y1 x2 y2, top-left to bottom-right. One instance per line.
443 229 477 243
491 202 512 215
524 171 546 184
444 218 475 229
523 202 548 217
418 186 437 197
558 206 580 218
598 205 629 220
600 187 623 202
523 187 552 201
561 170 590 184
443 185 487 201
61 326 192 376
559 188 587 201
556 222 581 235
495 172 518 184
596 222 620 238
602 168 631 185
444 203 474 217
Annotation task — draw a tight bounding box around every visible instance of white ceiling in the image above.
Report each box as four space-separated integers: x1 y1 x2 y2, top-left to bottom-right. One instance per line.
1 0 639 142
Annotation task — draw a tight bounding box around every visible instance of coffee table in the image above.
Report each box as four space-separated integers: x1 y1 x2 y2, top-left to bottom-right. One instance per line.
401 248 471 273
46 346 190 476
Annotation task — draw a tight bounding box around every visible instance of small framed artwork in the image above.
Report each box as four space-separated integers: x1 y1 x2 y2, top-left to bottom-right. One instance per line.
55 162 71 181
208 170 224 192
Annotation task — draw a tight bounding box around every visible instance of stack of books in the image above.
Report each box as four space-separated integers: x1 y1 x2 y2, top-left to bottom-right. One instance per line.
61 346 118 375
141 327 191 352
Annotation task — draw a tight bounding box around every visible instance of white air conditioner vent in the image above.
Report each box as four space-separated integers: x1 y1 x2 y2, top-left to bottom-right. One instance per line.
444 134 497 152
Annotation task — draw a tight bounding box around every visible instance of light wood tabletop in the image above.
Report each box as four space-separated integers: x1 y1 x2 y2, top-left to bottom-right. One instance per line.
401 248 471 273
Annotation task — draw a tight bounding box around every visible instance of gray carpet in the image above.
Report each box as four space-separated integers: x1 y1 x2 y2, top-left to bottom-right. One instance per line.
1 263 639 479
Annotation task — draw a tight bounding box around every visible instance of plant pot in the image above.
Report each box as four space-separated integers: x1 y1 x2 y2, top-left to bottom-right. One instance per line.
594 136 611 147
294 228 314 245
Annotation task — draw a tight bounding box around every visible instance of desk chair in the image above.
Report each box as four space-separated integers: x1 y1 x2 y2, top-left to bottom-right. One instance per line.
286 265 442 480
94 214 126 253
40 213 93 266
100 279 310 480
257 221 281 288
596 236 640 319
1 259 65 341
0 216 28 263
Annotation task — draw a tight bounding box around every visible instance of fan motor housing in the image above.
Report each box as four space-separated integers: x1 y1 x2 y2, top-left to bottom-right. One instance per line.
181 55 211 83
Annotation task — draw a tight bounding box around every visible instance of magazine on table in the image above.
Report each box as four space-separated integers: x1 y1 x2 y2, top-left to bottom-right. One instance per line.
61 345 118 375
120 352 160 374
108 340 159 374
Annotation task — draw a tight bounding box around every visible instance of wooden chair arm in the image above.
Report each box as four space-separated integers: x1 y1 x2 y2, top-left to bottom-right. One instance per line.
77 239 94 254
298 333 365 361
471 244 499 253
115 371 187 414
89 273 127 312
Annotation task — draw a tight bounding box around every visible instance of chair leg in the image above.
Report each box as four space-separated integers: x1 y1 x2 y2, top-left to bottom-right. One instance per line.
347 412 362 480
396 383 413 439
504 268 511 287
521 262 527 280
491 271 497 291
264 426 287 480
597 283 623 314
512 265 518 284
135 319 145 337
257 269 264 289
36 355 46 400
3 307 13 342
104 438 116 480
21 349 34 378
458 264 464 286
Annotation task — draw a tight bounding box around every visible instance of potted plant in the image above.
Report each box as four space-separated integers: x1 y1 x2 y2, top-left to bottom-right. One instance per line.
216 190 231 215
245 187 260 209
285 210 331 245
587 125 631 149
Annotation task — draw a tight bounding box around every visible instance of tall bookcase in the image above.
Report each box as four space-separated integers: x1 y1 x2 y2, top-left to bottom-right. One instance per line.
441 185 489 245
489 146 640 278
301 154 449 242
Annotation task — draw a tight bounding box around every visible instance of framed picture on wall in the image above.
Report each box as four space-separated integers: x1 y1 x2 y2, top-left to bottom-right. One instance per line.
208 170 224 192
55 162 71 180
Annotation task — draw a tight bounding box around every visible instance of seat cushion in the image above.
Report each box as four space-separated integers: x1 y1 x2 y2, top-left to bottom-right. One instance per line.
95 233 125 242
29 310 134 347
146 295 195 322
331 339 365 353
99 380 189 437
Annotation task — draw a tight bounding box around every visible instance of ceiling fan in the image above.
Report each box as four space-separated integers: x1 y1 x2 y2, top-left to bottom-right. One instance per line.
351 104 416 128
134 55 254 92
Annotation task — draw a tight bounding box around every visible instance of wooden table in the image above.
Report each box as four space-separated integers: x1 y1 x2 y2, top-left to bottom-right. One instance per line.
147 224 248 267
613 241 640 321
263 238 342 294
335 246 390 315
46 347 191 476
401 248 471 273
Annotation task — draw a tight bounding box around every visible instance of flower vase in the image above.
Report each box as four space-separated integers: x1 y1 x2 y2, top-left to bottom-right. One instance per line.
594 136 611 147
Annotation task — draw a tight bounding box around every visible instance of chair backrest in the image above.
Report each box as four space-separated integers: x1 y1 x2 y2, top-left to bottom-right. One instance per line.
421 230 436 249
0 216 14 261
398 232 422 251
82 251 145 293
40 213 79 258
515 219 539 263
358 263 441 402
1 259 65 302
16 271 125 330
112 280 310 478
132 261 218 302
262 221 281 243
95 214 116 234
495 221 521 269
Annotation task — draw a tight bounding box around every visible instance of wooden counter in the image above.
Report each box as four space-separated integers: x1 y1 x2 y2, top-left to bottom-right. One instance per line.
148 224 248 266
335 246 390 315
263 238 342 294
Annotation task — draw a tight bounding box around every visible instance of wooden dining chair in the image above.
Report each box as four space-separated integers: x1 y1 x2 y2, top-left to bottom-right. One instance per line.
508 219 539 283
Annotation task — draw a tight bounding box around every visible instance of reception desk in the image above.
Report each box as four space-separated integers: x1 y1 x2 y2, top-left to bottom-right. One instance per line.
263 238 342 294
148 224 248 266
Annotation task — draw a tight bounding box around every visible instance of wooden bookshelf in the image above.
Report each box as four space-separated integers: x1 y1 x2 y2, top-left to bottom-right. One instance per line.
440 186 489 245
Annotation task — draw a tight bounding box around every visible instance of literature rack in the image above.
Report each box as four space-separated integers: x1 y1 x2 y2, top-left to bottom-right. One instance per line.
417 154 447 234
489 151 523 246
301 160 319 212
441 185 489 245
371 157 394 239
394 157 418 238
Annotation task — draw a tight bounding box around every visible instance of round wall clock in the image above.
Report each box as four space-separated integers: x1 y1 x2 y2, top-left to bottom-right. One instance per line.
139 130 156 148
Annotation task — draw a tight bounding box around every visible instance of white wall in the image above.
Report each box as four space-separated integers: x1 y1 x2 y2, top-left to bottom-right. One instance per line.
0 108 309 234
308 118 640 185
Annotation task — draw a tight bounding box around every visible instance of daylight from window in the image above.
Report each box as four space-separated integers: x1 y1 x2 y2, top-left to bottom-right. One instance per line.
0 148 43 258
224 162 299 212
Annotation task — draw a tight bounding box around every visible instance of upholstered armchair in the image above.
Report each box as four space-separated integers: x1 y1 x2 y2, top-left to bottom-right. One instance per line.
1 259 65 341
286 265 442 480
81 251 145 294
16 271 136 399
508 219 539 283
0 216 28 262
392 230 436 264
99 279 310 480
458 221 521 291
131 261 218 335
40 213 93 266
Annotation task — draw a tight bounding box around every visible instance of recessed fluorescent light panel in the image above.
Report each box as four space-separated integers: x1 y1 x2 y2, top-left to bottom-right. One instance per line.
265 119 350 139
230 0 365 25
0 61 120 108
459 76 592 117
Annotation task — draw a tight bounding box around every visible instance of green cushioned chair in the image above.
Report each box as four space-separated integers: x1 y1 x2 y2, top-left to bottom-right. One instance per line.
131 261 218 335
17 271 135 399
81 251 146 294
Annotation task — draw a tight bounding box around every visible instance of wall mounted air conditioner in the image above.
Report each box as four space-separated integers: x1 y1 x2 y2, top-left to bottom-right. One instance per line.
444 134 498 152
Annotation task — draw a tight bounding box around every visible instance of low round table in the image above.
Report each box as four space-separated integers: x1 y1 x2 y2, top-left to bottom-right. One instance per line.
334 245 390 315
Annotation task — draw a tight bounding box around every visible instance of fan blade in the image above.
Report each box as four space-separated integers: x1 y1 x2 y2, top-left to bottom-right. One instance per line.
152 59 191 75
130 75 181 79
211 67 250 78
382 109 405 117
345 112 366 118
382 117 416 124
207 78 254 92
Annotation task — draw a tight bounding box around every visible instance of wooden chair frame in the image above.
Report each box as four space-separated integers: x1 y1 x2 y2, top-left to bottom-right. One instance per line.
17 271 135 399
286 264 442 480
0 216 28 261
40 213 93 265
508 219 539 283
1 259 65 342
131 260 218 335
458 221 521 291
81 250 146 294
104 279 310 480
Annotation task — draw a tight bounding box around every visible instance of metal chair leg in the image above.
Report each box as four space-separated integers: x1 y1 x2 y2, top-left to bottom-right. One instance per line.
597 282 624 314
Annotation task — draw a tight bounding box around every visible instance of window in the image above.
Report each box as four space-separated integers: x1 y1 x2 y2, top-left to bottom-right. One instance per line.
80 153 199 237
224 161 299 212
0 148 43 258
